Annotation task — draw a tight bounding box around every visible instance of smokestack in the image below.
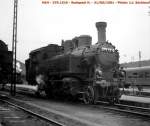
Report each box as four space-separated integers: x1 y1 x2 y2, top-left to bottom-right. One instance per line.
96 22 107 43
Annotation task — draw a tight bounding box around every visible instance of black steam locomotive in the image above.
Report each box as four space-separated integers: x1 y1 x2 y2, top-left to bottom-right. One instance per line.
26 22 122 104
0 40 12 85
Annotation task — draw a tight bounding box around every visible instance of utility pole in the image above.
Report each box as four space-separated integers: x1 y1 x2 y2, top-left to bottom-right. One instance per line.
11 0 18 96
139 51 141 67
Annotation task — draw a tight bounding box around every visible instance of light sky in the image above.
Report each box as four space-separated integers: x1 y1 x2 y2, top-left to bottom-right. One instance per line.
0 0 150 63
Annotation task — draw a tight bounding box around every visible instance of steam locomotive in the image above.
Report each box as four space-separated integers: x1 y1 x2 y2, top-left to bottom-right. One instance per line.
0 40 12 86
26 22 122 104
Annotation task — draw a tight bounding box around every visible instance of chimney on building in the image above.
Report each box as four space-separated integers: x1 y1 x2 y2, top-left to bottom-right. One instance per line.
96 22 107 43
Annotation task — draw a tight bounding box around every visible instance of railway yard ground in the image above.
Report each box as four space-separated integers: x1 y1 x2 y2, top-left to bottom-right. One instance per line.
0 84 150 126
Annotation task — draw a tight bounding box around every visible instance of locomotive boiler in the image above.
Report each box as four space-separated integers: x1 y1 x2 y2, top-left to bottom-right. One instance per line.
0 40 12 86
26 22 121 104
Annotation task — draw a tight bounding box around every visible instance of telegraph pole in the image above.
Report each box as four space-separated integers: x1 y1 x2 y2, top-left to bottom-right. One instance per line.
139 51 141 67
11 0 18 96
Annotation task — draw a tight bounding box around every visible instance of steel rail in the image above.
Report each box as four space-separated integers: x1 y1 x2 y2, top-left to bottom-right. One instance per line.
105 105 150 118
115 103 150 111
0 99 66 126
93 101 150 118
114 103 150 118
2 88 150 118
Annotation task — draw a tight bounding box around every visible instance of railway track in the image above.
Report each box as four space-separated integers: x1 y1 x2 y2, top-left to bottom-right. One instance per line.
1 89 150 125
0 93 99 126
115 103 150 117
93 101 150 118
0 98 66 126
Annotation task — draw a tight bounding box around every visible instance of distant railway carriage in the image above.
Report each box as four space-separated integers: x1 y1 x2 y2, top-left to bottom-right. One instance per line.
25 22 122 104
124 66 150 89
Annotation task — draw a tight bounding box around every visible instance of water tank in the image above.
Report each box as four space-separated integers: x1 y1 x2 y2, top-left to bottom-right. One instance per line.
78 35 92 47
64 40 73 53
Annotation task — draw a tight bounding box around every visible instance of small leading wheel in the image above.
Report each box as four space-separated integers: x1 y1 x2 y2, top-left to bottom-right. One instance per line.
108 98 115 105
35 84 44 97
83 86 95 104
45 86 52 98
44 78 55 98
35 90 40 97
114 98 120 104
